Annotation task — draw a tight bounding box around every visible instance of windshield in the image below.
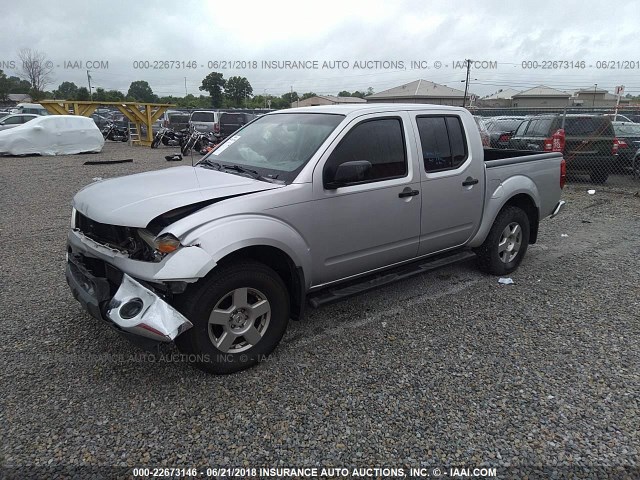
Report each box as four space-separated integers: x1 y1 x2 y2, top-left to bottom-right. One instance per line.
200 113 344 182
613 123 640 136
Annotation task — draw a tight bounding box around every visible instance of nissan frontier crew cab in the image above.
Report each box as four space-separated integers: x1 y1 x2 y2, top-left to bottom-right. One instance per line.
66 104 566 374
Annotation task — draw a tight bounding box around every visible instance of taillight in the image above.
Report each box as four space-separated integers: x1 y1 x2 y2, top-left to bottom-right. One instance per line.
613 137 626 154
213 122 220 133
560 158 566 189
498 133 511 143
544 128 565 152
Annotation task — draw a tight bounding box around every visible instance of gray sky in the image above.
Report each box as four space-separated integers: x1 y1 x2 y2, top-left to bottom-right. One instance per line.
2 0 638 98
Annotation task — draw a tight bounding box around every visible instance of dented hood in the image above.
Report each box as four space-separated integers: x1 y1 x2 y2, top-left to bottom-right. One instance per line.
73 165 283 227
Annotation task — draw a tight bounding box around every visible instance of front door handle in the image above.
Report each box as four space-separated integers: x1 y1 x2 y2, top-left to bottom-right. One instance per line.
398 189 420 198
462 177 479 186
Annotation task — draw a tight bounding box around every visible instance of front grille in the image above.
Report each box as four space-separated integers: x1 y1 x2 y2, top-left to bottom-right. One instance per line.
75 212 131 248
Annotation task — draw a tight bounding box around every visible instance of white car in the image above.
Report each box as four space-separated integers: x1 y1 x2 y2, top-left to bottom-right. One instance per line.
0 115 104 156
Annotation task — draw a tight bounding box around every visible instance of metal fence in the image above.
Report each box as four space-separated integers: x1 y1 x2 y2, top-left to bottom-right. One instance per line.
469 107 640 188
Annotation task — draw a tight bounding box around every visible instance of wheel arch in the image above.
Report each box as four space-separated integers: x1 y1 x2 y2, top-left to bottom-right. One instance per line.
201 245 306 321
469 181 541 248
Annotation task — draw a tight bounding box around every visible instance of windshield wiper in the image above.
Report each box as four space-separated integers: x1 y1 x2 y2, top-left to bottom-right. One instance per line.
199 158 222 170
221 164 281 183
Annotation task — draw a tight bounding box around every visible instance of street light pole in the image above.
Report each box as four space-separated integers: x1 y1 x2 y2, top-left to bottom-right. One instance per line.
593 83 597 107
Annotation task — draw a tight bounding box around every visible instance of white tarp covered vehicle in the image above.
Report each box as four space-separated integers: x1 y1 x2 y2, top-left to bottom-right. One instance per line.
0 115 104 156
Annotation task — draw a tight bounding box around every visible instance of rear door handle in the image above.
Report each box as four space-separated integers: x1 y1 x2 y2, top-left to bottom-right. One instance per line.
398 189 420 198
462 178 479 186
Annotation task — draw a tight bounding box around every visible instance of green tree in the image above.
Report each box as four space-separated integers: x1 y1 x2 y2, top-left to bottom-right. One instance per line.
7 76 32 93
105 90 125 102
76 87 90 101
366 86 374 96
126 80 157 103
225 76 253 107
52 81 79 100
200 72 226 107
0 69 8 101
281 91 298 105
337 90 352 97
300 92 317 100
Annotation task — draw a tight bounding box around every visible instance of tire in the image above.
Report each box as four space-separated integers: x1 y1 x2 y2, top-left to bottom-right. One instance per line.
590 169 608 184
151 136 161 149
175 261 290 374
475 206 530 276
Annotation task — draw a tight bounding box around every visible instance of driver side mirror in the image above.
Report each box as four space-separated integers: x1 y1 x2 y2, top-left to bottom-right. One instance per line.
325 160 372 189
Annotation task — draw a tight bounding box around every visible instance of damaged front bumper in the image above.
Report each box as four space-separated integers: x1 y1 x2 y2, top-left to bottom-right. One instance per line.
66 252 192 346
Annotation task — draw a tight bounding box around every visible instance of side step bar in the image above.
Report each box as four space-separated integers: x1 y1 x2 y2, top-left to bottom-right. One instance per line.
307 250 476 308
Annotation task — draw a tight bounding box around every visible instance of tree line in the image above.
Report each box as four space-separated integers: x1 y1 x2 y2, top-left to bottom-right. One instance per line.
0 48 375 108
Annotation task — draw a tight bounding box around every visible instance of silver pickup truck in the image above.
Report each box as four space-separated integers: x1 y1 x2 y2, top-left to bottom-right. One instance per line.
66 104 566 373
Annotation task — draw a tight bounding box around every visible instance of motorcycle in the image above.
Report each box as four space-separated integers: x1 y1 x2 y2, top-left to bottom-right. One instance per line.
181 129 219 156
151 127 189 149
101 122 129 142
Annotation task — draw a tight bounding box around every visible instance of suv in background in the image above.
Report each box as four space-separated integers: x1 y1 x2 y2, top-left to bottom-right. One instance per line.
189 110 220 135
484 116 525 148
611 121 640 171
509 114 617 183
164 111 191 131
12 103 49 116
219 112 255 139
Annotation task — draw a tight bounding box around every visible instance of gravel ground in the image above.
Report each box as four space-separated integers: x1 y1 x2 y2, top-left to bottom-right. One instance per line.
1 143 639 477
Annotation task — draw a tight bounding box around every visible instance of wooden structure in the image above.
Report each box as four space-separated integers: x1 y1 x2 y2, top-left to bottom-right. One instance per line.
38 100 175 146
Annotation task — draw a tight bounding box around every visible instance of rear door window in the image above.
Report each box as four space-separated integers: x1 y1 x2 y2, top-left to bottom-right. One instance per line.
417 116 468 172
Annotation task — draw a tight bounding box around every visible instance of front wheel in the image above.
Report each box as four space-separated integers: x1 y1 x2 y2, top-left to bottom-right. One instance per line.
151 136 161 148
175 261 290 374
475 206 530 276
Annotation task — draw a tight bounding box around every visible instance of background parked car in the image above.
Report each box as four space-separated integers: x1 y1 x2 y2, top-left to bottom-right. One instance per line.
611 121 640 170
219 112 255 139
0 114 39 131
473 115 490 148
484 116 525 148
91 113 110 130
508 114 617 183
0 115 104 156
189 110 220 135
164 111 191 131
11 103 49 116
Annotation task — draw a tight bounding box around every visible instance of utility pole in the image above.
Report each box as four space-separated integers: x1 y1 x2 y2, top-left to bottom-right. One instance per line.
592 83 597 107
184 77 188 97
462 59 471 107
87 70 92 100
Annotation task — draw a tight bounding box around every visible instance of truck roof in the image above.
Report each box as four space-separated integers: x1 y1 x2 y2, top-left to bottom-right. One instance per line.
280 103 469 116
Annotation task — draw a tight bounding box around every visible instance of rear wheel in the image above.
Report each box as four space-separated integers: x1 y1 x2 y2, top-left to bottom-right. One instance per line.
475 206 530 276
175 261 290 374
